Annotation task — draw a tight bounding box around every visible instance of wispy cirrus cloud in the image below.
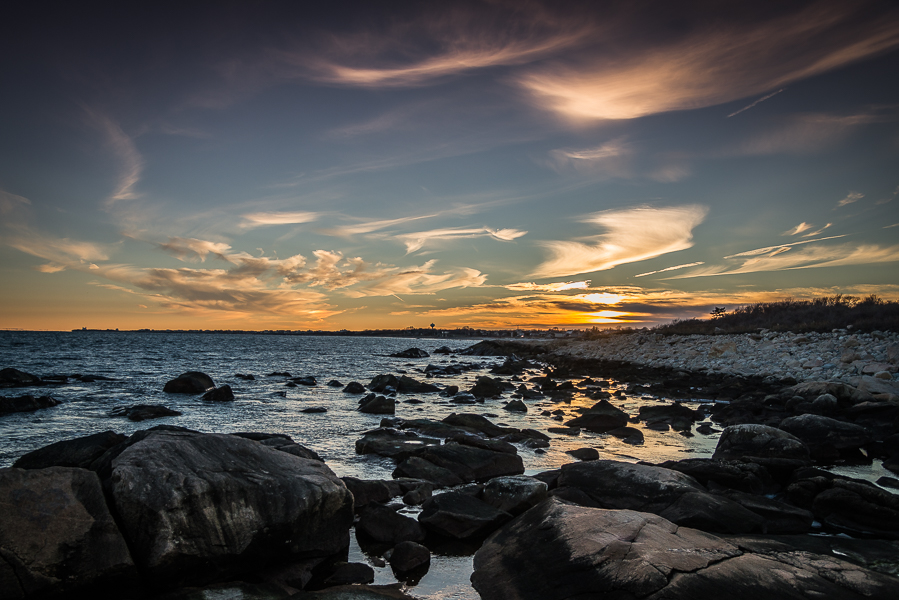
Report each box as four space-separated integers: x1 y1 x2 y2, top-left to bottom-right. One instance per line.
736 110 889 156
783 222 814 236
837 191 865 208
83 108 144 205
532 205 708 278
634 262 705 278
398 226 527 254
157 237 232 262
667 241 899 279
241 211 320 228
505 281 590 292
516 3 899 121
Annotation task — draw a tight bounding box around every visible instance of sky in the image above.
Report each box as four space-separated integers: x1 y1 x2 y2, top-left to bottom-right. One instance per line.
1 0 898 331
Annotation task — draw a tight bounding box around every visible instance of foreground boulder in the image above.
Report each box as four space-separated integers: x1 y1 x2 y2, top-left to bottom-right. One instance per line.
419 492 512 539
778 413 871 461
0 467 136 597
0 394 61 415
163 371 215 394
472 499 899 599
106 429 353 585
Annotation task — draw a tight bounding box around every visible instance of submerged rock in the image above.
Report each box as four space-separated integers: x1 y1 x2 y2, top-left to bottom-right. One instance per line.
0 367 43 387
110 404 182 421
202 384 234 402
0 394 60 415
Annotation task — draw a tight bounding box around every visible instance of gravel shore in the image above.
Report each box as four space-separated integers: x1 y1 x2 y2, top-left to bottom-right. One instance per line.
543 329 899 384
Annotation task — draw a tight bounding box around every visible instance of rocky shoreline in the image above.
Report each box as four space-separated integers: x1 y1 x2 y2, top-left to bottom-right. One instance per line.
2 337 899 599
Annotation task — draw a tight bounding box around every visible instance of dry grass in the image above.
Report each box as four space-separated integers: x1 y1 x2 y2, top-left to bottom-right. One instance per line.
652 295 899 335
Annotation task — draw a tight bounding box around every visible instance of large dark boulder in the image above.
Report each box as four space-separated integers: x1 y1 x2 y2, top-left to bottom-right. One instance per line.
412 442 524 483
811 479 899 539
354 428 440 459
713 424 810 462
202 385 234 402
110 404 183 421
0 368 42 387
386 541 430 575
717 489 814 534
0 394 60 415
163 372 215 394
14 431 127 470
343 381 366 394
472 498 899 600
564 413 627 433
396 376 439 393
393 457 464 487
442 413 511 438
418 492 512 539
459 341 514 356
368 375 399 393
778 414 872 460
358 395 396 415
106 430 353 585
556 460 764 534
656 458 774 495
481 475 548 515
341 477 403 510
356 504 425 544
469 376 511 398
0 467 136 597
389 348 429 359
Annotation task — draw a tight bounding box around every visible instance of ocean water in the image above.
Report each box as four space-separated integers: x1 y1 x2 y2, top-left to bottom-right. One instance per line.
1 331 888 598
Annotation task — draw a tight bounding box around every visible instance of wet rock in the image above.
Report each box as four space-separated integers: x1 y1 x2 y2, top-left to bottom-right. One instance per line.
13 430 127 470
717 489 814 534
411 442 524 483
459 340 515 356
658 491 765 534
354 428 439 459
356 504 425 544
566 447 599 461
302 407 328 413
439 385 459 397
396 375 439 393
0 394 60 415
358 394 396 415
564 413 626 433
0 466 136 597
390 348 429 359
369 374 399 393
106 429 353 585
481 475 548 515
303 583 418 599
393 456 464 487
442 413 511 438
343 381 366 394
202 384 234 402
656 458 774 495
234 373 255 380
470 376 511 398
163 371 215 394
638 402 700 430
0 367 42 387
713 424 810 462
387 541 430 575
786 380 873 404
449 392 478 404
340 477 403 509
446 432 517 455
811 478 899 539
327 380 343 387
606 426 645 444
779 414 871 461
472 498 899 600
110 404 182 421
433 346 453 354
503 399 527 412
292 376 317 386
266 371 291 377
418 491 512 539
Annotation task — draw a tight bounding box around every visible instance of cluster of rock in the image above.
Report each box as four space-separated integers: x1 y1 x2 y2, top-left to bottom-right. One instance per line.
552 329 899 382
1 426 356 598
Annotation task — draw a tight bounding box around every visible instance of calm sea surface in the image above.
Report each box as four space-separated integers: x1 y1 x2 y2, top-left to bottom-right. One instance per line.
0 331 889 598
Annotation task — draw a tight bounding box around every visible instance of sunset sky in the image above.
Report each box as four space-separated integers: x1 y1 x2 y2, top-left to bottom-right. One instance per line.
1 1 898 331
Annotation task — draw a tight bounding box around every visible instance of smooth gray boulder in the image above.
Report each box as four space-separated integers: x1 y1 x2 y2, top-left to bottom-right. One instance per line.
713 424 810 461
472 498 899 600
107 430 353 585
0 467 136 597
